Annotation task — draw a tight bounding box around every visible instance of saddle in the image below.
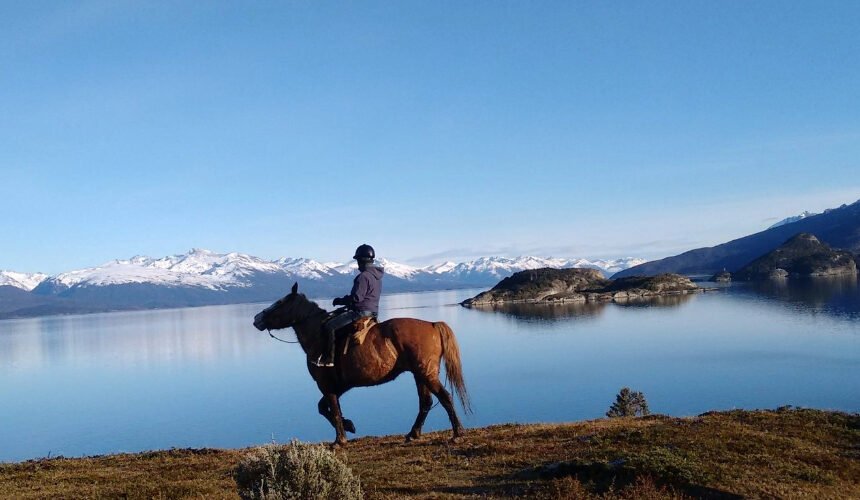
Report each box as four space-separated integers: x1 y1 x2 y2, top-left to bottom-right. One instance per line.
341 316 378 355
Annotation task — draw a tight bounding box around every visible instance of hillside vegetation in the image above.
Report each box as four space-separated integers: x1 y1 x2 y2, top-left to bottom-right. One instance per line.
734 233 857 280
1 408 857 499
462 268 699 306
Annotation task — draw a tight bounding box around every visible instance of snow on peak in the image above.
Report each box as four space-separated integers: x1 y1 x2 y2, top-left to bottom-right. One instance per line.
441 255 647 278
375 258 421 279
769 211 817 229
424 261 457 274
0 271 49 291
276 257 335 279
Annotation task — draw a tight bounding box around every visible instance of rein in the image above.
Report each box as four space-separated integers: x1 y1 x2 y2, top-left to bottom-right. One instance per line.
265 307 337 345
267 329 300 344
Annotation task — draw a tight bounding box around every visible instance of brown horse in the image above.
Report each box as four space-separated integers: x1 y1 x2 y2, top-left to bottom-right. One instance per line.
253 282 470 445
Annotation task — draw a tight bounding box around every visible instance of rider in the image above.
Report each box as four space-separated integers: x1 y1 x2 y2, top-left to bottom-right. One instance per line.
314 244 384 367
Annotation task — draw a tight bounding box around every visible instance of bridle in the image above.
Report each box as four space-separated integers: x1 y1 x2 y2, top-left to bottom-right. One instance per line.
264 306 335 344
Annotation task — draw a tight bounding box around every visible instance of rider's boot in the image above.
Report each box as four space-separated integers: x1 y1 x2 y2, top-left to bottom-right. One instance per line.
313 328 335 367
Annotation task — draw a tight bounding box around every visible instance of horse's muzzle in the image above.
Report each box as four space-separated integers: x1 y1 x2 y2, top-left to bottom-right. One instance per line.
253 312 267 331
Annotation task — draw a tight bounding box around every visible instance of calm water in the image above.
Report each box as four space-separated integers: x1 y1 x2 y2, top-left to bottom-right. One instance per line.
1 278 858 462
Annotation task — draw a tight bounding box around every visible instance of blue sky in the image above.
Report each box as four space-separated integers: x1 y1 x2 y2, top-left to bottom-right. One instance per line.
2 1 859 274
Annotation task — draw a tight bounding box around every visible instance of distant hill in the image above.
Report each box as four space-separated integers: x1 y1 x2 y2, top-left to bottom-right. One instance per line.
0 286 50 314
614 199 860 278
734 233 857 280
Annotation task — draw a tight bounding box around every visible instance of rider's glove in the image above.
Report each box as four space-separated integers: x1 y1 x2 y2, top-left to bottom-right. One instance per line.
332 297 347 306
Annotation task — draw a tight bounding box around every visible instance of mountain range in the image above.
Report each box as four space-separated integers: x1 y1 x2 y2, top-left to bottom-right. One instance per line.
614 199 860 278
7 198 857 318
0 253 644 318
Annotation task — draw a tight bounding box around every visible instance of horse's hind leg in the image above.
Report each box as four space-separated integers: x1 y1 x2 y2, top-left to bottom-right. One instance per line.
318 396 356 434
406 378 433 442
426 378 464 441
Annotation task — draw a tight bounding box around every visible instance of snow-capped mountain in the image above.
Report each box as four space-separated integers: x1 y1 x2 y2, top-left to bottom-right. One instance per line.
436 256 645 284
0 271 49 291
45 249 283 291
3 250 646 318
769 211 818 229
32 251 645 291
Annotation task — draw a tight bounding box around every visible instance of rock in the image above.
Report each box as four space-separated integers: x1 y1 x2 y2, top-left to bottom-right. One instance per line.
461 268 607 305
734 233 858 281
605 274 698 295
711 270 732 282
769 268 789 279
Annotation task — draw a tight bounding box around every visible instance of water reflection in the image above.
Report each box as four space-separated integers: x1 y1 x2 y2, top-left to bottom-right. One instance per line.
612 293 696 309
0 304 268 371
465 293 694 322
466 301 606 322
730 275 860 320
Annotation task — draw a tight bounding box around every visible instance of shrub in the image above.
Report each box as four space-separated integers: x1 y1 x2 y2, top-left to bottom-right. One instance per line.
607 387 650 418
234 441 362 500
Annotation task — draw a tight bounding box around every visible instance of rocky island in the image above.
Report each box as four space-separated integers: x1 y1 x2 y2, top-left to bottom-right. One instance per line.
461 268 702 306
711 270 732 282
733 233 858 281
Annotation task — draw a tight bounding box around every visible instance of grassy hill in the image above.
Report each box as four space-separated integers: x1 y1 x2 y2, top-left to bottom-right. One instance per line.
1 407 857 499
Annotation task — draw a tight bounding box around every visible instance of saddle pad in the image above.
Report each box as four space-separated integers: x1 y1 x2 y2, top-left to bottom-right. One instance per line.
351 316 378 345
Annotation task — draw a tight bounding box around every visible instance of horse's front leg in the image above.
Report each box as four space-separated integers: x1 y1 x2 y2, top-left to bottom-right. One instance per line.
318 396 356 434
325 393 348 445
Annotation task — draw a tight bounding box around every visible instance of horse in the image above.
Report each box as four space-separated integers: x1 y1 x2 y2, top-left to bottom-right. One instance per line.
253 282 470 445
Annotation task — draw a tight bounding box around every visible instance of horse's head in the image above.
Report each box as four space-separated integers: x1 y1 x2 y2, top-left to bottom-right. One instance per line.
253 282 307 331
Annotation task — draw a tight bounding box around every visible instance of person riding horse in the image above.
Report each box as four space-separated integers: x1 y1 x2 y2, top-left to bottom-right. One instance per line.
314 244 384 367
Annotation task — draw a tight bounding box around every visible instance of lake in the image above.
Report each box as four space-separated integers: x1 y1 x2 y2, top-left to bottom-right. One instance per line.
1 278 858 462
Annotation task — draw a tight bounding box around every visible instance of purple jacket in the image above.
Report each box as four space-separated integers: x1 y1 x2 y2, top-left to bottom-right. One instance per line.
344 265 384 314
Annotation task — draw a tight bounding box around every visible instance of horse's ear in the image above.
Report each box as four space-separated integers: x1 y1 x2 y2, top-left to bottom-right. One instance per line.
291 282 298 295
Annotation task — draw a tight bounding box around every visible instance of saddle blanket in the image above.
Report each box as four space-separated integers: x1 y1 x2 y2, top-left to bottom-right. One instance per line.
342 316 379 355
351 316 377 345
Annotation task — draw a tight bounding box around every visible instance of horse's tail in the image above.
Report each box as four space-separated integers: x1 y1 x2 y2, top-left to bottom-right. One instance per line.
434 321 472 414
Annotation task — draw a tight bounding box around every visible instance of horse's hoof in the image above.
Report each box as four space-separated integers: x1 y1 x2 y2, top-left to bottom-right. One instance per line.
405 431 421 443
449 435 463 444
332 438 347 448
343 419 356 434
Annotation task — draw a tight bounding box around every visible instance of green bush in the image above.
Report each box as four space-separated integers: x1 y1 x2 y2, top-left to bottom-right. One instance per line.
234 441 362 500
607 387 651 418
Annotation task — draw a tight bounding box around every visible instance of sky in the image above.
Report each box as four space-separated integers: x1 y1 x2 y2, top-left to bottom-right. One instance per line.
2 1 859 274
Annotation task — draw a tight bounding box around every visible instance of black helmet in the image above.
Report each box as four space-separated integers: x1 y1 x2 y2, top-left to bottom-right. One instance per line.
353 244 375 261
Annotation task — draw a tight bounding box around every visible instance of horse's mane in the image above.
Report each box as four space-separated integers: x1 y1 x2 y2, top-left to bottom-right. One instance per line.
294 293 326 319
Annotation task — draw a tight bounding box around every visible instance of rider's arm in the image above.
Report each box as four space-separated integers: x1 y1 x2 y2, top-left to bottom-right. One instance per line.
349 273 369 307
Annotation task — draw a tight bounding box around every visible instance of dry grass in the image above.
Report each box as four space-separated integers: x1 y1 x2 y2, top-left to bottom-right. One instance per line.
1 407 857 499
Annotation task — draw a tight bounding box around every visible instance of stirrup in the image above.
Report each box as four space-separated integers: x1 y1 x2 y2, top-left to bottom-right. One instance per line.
312 355 334 368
